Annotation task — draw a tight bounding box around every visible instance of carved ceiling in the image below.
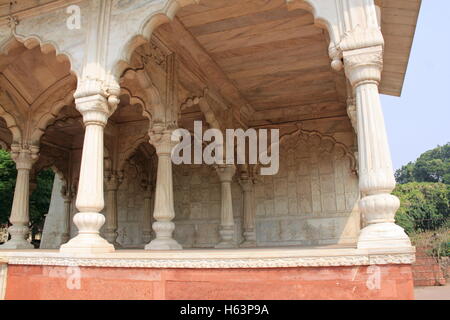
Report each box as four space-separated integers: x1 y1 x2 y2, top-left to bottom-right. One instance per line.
0 39 72 105
120 0 348 128
175 0 347 121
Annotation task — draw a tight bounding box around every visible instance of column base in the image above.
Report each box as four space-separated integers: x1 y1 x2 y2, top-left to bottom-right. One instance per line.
357 222 412 249
145 239 182 250
60 234 70 245
215 241 237 249
104 233 122 249
60 234 115 253
240 240 257 248
142 231 153 245
0 239 34 250
216 227 236 249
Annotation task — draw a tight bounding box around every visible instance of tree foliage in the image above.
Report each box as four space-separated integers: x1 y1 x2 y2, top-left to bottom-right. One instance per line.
0 150 54 238
393 182 449 234
394 143 450 234
0 150 17 225
395 143 450 184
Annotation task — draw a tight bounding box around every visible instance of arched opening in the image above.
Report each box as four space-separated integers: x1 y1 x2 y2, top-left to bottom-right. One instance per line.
115 142 157 248
107 0 356 249
37 105 84 249
0 117 14 244
0 38 78 249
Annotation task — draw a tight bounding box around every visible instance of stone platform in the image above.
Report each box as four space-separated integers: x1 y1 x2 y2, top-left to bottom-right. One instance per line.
0 246 416 300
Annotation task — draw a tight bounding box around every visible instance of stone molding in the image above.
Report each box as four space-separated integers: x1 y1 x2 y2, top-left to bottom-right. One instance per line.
0 248 415 269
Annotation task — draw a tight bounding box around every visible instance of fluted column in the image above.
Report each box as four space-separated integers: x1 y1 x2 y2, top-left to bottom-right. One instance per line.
344 46 411 249
60 92 118 253
145 128 182 250
60 185 73 245
104 171 122 247
240 173 256 247
1 145 38 249
142 182 154 244
215 165 236 248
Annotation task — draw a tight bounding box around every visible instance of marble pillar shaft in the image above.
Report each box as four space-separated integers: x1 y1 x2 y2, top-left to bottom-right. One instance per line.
1 147 38 249
146 129 182 250
215 165 236 248
60 93 116 253
344 46 411 249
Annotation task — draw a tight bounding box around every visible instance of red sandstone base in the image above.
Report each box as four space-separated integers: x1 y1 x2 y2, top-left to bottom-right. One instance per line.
5 264 414 300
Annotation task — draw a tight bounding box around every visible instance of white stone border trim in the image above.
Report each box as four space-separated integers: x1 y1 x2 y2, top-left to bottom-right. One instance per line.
0 247 416 269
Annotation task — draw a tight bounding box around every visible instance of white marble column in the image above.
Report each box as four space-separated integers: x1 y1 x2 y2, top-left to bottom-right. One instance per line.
60 93 118 253
240 173 256 247
104 171 122 247
0 145 38 249
145 128 182 250
142 183 154 245
215 165 236 249
344 46 411 249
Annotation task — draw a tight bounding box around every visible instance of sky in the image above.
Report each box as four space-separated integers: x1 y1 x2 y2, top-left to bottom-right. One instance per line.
381 1 450 170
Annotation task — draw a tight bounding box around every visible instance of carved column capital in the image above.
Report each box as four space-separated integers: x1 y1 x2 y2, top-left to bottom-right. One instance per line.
74 80 120 127
75 94 114 126
215 165 236 183
239 173 254 193
149 126 177 156
10 144 39 170
344 46 383 88
140 180 154 198
60 184 74 202
105 171 123 191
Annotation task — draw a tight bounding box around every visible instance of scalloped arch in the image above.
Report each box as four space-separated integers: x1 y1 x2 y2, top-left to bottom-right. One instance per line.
253 127 357 177
113 0 182 78
117 136 151 173
120 86 153 123
296 0 340 44
0 34 79 78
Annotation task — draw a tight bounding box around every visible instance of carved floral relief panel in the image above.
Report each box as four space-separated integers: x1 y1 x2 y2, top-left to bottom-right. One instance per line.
173 164 243 248
255 131 360 246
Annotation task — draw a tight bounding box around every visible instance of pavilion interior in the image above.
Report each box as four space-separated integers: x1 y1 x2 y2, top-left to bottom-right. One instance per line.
0 0 415 250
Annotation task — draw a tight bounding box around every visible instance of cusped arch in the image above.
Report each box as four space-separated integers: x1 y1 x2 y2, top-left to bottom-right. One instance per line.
1 37 79 146
120 85 153 123
0 35 79 78
289 0 340 43
253 126 357 177
113 0 184 78
117 136 151 173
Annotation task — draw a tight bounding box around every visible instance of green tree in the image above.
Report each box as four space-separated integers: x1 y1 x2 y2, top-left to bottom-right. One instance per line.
0 150 17 225
395 143 450 184
393 182 449 234
394 143 450 234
